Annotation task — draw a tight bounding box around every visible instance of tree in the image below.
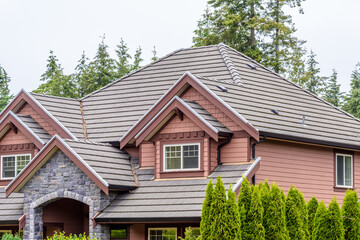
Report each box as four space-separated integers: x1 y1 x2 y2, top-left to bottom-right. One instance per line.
342 63 360 118
312 201 327 240
200 180 213 240
132 46 143 71
209 176 228 239
238 177 252 239
285 186 307 239
307 196 319 239
303 50 326 95
151 46 158 61
224 186 241 240
342 190 360 239
115 38 132 79
73 51 90 97
179 227 200 240
34 50 77 98
248 185 265 239
0 65 13 111
323 69 344 107
263 183 288 240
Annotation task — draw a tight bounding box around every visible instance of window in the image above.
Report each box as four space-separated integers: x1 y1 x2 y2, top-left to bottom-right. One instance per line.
1 154 31 179
336 154 353 188
110 227 127 240
164 143 200 171
186 227 200 237
0 230 12 238
148 228 177 240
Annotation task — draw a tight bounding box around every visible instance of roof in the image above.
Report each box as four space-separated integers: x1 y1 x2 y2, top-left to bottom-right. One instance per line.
16 114 52 143
0 188 23 224
96 163 253 222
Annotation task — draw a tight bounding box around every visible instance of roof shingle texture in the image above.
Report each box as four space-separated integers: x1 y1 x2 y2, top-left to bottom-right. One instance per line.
16 114 52 143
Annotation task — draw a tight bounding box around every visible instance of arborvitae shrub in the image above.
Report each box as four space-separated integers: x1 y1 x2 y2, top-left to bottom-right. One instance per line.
327 197 344 240
248 185 265 240
224 186 241 240
342 190 360 240
1 233 21 240
307 196 319 239
263 183 288 240
312 201 327 240
238 177 252 239
200 179 213 240
209 175 228 239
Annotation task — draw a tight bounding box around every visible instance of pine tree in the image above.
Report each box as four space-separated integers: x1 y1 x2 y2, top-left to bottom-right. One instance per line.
224 186 241 240
73 51 90 97
0 65 13 111
303 50 326 95
307 196 319 239
238 177 252 239
200 180 213 240
209 176 228 239
285 186 307 239
323 69 344 107
263 183 288 240
248 185 265 240
312 201 327 240
151 46 158 61
115 38 132 79
132 46 143 71
342 190 360 239
342 63 360 118
34 50 77 98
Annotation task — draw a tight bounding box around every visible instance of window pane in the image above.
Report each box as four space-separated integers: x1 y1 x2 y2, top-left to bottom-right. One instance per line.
16 155 30 174
337 155 344 186
345 156 352 186
2 156 15 178
183 145 199 169
149 229 176 240
165 146 181 170
111 229 127 238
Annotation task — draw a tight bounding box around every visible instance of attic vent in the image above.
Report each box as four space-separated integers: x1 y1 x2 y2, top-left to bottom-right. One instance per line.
247 63 257 70
217 85 228 92
271 109 279 115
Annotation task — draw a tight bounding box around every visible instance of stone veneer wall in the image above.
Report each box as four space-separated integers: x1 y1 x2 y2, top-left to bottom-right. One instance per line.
20 150 116 240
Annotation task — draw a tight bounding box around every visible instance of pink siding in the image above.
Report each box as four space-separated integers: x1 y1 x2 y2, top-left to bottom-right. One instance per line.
204 138 209 176
160 115 201 134
1 129 32 145
182 87 241 132
221 138 250 163
256 140 359 204
140 142 155 167
155 140 161 179
129 224 145 240
18 103 57 136
210 139 217 171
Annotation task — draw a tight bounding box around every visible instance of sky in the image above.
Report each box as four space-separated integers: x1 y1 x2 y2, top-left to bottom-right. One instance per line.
1 0 360 95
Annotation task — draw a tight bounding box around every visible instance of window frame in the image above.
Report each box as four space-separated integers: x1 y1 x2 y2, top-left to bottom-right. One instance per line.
335 153 353 188
163 143 200 172
1 153 31 180
148 228 177 240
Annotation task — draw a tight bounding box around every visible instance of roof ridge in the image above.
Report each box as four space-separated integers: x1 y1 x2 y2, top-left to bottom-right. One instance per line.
30 92 80 101
223 44 360 124
64 138 112 146
195 74 238 86
217 43 243 86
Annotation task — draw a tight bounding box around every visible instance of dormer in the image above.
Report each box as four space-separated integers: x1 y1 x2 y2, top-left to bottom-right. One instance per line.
121 72 259 179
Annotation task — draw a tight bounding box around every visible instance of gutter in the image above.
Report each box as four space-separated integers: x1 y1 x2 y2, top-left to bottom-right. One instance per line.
217 134 233 165
252 136 266 159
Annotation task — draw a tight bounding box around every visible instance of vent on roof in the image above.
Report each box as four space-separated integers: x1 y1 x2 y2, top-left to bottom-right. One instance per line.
247 63 257 70
271 109 279 115
217 85 228 92
302 115 306 126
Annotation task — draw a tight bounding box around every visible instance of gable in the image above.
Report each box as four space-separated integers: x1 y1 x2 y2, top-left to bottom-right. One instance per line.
160 115 202 134
0 128 32 145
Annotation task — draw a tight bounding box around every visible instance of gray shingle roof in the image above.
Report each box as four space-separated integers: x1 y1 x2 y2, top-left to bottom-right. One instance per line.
96 163 252 221
63 139 137 188
16 114 52 143
0 188 23 224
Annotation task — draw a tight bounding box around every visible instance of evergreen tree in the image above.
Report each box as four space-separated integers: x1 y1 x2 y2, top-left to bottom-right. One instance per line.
342 63 360 118
0 65 13 111
115 38 132 79
303 50 326 95
248 185 265 240
34 50 77 98
307 196 319 239
238 177 252 239
200 180 213 240
224 186 241 240
151 46 158 61
285 186 307 239
342 190 360 239
312 201 327 240
73 51 90 97
209 176 228 239
132 46 143 71
263 183 288 240
323 69 344 107
179 227 200 240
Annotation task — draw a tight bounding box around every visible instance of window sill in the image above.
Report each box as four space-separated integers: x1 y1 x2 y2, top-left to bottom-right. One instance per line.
160 170 204 178
333 186 354 192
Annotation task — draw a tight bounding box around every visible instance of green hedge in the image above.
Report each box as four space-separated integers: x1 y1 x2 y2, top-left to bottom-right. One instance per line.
1 233 21 240
45 232 98 240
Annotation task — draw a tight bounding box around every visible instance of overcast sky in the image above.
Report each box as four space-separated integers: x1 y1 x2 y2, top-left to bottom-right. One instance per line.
1 0 359 95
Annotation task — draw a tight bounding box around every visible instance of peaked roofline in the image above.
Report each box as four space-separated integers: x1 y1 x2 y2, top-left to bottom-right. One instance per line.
6 135 109 197
120 72 259 149
0 89 77 140
0 111 45 149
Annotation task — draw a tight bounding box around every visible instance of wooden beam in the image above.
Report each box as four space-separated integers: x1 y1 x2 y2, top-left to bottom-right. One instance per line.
9 122 18 134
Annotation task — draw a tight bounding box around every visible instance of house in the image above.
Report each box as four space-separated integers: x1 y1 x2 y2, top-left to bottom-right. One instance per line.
0 43 359 240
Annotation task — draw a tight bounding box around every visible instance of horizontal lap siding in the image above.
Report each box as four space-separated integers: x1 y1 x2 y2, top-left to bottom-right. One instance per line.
210 139 217 171
221 138 249 163
256 140 359 204
1 129 32 145
140 143 155 167
160 115 201 134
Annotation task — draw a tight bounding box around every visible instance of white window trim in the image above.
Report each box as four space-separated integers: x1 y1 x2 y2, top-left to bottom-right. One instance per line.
163 143 200 172
1 153 31 180
335 153 353 188
148 228 177 240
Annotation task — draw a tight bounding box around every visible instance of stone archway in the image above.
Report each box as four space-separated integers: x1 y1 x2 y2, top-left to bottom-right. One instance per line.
28 189 95 240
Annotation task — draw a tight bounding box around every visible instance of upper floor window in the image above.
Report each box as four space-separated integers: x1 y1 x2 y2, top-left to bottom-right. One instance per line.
164 143 200 171
1 154 31 179
336 154 353 188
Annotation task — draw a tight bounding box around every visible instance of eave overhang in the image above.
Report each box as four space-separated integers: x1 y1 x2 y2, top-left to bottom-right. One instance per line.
95 216 201 223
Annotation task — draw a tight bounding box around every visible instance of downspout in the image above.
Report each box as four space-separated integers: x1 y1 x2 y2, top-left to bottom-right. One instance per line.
252 135 266 159
217 134 233 165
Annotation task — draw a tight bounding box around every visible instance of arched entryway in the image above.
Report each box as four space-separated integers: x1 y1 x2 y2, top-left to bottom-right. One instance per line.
42 198 89 238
